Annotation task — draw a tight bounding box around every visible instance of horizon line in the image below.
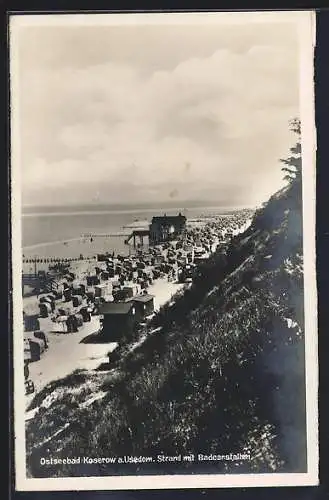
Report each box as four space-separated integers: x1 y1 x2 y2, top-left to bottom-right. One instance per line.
22 204 256 218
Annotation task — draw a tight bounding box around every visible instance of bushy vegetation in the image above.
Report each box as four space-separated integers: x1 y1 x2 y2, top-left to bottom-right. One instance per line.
26 120 306 477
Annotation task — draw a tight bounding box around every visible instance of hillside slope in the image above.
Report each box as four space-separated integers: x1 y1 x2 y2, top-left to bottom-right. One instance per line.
26 179 306 477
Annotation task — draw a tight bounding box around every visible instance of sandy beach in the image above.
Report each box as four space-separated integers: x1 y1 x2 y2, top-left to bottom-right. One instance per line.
22 235 132 266
148 279 185 311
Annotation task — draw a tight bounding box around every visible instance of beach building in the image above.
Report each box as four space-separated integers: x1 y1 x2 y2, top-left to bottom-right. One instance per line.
149 213 186 245
129 294 155 321
98 302 136 340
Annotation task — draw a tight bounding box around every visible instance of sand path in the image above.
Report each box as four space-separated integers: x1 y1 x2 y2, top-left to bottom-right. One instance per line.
26 316 118 408
148 279 185 311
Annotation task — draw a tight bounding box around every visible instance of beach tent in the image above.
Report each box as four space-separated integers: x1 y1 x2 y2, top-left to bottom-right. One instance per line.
33 330 49 349
41 296 55 312
39 296 52 304
54 315 68 332
107 267 115 278
58 306 71 316
152 269 161 279
110 278 121 287
39 302 51 318
72 295 83 307
115 265 123 274
122 286 135 298
86 288 96 300
75 313 84 327
72 282 84 294
94 296 106 307
97 254 107 262
79 307 91 322
119 274 127 285
113 288 131 302
66 314 78 333
78 284 86 295
87 275 100 286
24 338 32 363
27 337 46 361
101 271 109 281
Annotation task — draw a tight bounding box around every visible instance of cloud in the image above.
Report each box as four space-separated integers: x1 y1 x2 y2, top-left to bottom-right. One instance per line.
16 27 300 207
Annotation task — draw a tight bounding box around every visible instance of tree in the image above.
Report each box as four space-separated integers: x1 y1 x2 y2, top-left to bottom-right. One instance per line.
280 118 302 183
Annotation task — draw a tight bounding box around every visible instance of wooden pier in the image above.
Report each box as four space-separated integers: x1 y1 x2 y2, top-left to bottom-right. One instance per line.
125 229 150 249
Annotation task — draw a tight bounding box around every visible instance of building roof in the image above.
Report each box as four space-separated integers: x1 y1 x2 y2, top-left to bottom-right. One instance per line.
129 294 154 303
151 214 186 224
98 302 134 315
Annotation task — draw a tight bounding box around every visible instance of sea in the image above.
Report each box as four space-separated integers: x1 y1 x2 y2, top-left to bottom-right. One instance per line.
21 205 238 271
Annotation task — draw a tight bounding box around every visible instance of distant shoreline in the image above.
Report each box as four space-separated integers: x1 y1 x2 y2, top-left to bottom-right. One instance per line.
22 214 237 251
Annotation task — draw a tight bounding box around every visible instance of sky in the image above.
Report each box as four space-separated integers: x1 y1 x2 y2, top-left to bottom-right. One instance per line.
12 13 301 208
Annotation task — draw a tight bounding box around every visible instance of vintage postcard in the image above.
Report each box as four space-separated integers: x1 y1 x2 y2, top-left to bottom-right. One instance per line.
10 10 318 491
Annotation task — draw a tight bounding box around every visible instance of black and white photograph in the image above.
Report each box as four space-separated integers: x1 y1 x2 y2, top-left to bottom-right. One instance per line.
10 11 318 491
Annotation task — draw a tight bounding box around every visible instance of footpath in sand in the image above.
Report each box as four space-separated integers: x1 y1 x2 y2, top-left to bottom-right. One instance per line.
148 278 185 311
26 316 117 409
